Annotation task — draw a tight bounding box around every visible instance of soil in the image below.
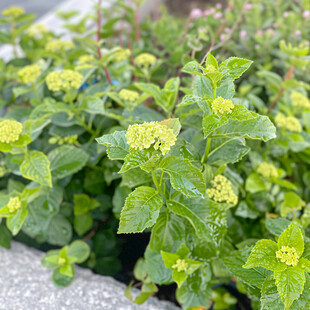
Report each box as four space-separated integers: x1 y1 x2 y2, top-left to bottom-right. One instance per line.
165 0 227 17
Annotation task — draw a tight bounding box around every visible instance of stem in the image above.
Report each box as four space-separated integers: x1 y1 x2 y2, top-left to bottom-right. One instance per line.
201 138 212 164
32 84 40 102
268 65 295 113
134 3 141 42
11 20 17 58
96 0 111 84
152 170 164 195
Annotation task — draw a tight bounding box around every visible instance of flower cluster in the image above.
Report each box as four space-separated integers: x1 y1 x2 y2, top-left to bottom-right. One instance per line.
276 246 299 266
114 48 131 62
135 53 156 67
7 197 21 213
205 64 216 73
211 97 235 115
28 24 47 38
207 175 238 205
291 92 310 109
125 121 177 155
119 89 139 102
257 162 278 179
2 6 24 18
76 55 96 70
275 113 302 132
49 135 78 145
18 64 41 84
45 40 74 53
0 120 23 144
172 259 188 272
46 70 83 92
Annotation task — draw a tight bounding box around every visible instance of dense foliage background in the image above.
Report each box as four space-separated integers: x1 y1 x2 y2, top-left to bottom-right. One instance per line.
0 0 310 309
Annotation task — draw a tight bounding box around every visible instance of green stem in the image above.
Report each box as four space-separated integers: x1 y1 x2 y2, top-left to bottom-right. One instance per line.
201 137 212 164
32 84 40 102
152 170 163 195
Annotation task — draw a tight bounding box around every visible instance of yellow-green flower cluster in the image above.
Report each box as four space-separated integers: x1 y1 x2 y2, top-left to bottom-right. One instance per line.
257 162 278 179
0 120 23 144
119 89 139 102
18 64 41 84
2 6 24 18
275 113 302 132
45 40 74 53
276 246 299 266
28 24 47 38
46 70 83 92
49 135 78 145
114 49 131 62
172 259 188 272
126 121 177 155
207 175 238 205
135 53 156 67
211 97 235 115
291 92 310 109
7 197 21 213
76 55 96 70
206 64 217 73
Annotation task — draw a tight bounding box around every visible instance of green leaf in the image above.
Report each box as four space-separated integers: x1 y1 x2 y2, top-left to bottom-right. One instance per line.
205 53 218 69
274 266 305 310
278 222 304 258
119 150 151 173
214 115 276 141
120 168 152 188
52 267 74 288
74 213 93 236
118 186 163 233
223 247 271 289
261 275 284 310
265 218 291 237
193 76 214 98
158 157 205 197
45 214 72 246
96 130 129 160
163 77 180 113
67 240 90 263
202 115 228 138
0 223 11 248
166 200 210 239
181 61 204 76
219 57 253 80
20 151 52 187
48 145 89 179
7 207 28 236
74 193 100 215
280 192 305 218
245 173 267 193
243 240 279 271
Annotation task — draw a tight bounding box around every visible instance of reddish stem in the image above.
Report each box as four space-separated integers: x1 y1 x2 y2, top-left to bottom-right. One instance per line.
268 65 295 113
135 4 141 41
97 0 111 84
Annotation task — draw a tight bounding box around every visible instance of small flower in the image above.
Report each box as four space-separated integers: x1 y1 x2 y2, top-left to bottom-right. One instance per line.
266 28 275 35
119 89 139 102
303 10 310 19
125 121 177 155
135 53 156 68
172 259 188 272
244 4 253 10
276 246 299 266
257 162 278 179
2 6 24 18
113 48 131 62
240 30 247 39
216 3 222 9
275 113 302 132
7 197 21 213
0 120 23 143
46 70 83 92
220 34 226 41
273 23 278 28
211 97 234 115
224 28 232 34
18 64 41 84
78 55 95 64
205 64 217 73
214 12 223 19
291 92 310 109
28 24 47 38
256 30 264 36
190 8 203 20
283 12 289 18
207 175 238 205
295 30 301 36
45 40 74 53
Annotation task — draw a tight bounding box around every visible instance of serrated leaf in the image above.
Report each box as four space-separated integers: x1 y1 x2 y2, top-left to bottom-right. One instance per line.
265 218 291 237
166 200 210 238
96 130 129 160
119 150 151 173
48 145 89 179
20 151 52 187
261 275 284 310
202 115 228 138
243 239 279 271
219 57 253 80
274 266 305 310
158 157 205 197
213 115 276 141
118 186 163 233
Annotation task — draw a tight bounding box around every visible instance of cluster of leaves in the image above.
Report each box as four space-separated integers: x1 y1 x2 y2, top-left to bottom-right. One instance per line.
0 0 310 309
